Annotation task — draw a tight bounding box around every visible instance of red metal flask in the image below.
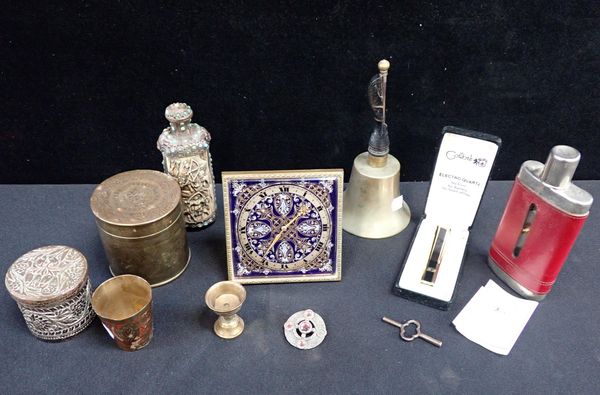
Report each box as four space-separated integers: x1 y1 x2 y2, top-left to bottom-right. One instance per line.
489 146 593 300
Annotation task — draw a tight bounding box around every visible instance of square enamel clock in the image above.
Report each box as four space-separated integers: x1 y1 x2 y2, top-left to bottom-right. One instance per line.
222 169 344 284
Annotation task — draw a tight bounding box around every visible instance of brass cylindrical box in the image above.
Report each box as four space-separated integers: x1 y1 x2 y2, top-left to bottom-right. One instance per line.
90 169 190 287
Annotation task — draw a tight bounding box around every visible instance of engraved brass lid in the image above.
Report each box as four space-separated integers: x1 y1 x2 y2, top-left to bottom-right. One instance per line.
5 245 89 306
91 170 182 228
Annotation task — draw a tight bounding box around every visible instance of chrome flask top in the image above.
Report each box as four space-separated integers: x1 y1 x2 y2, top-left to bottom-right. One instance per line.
518 145 592 216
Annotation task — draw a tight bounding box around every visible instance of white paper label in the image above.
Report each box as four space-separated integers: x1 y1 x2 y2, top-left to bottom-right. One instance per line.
102 323 115 339
452 280 539 355
391 195 404 212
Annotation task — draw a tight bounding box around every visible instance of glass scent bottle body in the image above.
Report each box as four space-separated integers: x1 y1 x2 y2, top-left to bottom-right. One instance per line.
157 103 217 228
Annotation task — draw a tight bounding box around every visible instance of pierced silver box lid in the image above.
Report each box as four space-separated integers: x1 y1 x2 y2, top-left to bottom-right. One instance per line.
5 245 95 340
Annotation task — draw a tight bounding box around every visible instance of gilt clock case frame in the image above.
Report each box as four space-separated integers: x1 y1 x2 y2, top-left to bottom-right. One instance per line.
222 169 344 284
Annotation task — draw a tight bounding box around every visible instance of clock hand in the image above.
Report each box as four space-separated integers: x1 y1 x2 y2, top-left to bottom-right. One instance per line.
265 212 301 255
265 232 284 256
265 205 310 255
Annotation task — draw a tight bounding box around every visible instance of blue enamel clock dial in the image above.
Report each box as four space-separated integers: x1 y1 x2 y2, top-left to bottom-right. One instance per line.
238 184 329 271
226 176 340 279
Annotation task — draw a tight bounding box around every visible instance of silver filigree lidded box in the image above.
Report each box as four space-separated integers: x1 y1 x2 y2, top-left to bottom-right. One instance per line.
157 102 217 228
4 245 95 340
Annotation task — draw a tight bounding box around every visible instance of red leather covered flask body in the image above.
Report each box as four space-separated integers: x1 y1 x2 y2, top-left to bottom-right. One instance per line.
489 146 592 300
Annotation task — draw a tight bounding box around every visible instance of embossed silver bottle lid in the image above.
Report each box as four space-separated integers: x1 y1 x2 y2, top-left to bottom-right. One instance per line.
5 245 89 306
165 102 193 124
158 102 211 155
518 145 593 215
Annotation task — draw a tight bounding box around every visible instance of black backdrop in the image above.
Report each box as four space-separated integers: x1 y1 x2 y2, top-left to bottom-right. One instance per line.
2 1 599 184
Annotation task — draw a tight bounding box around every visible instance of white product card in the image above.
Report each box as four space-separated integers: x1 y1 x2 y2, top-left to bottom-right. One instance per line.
425 132 499 228
452 280 539 355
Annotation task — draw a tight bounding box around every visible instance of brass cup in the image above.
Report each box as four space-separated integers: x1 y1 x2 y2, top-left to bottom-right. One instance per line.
205 281 246 339
92 274 153 351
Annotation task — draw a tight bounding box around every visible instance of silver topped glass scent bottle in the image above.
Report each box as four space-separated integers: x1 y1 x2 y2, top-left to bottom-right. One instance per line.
157 102 217 228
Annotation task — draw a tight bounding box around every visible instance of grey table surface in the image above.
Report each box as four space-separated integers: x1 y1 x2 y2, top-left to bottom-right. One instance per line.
0 181 599 394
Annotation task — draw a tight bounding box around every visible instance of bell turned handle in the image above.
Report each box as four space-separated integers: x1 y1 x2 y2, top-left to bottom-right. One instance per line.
367 59 391 168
